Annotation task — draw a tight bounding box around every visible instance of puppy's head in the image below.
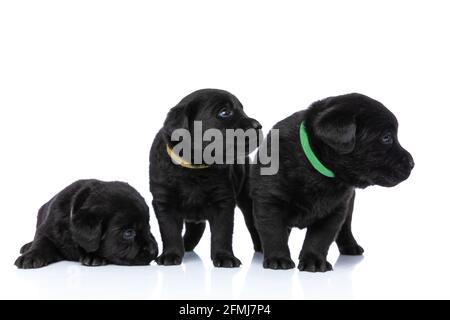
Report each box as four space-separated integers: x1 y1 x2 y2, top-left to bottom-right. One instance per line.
307 93 414 188
70 182 158 265
163 89 262 164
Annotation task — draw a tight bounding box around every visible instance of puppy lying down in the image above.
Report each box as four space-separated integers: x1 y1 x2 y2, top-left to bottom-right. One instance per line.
15 179 158 268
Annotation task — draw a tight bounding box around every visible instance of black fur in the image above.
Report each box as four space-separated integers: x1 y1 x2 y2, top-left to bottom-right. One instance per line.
149 89 262 267
15 179 158 268
251 93 414 272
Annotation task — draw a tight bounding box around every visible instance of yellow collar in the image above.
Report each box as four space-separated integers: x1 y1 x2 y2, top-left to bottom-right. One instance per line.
166 144 210 169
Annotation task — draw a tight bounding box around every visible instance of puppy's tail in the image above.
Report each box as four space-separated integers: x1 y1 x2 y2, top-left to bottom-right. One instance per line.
183 222 206 252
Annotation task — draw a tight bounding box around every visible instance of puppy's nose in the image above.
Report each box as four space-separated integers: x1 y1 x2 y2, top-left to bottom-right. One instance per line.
404 154 415 169
408 157 415 169
249 118 262 130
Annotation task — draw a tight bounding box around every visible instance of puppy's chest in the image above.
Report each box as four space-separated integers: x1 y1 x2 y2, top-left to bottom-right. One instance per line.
288 188 351 228
178 178 235 215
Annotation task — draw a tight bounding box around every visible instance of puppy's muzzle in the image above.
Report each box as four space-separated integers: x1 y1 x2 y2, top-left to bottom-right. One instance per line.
405 153 415 170
391 150 414 184
238 116 262 131
248 118 262 130
399 150 414 173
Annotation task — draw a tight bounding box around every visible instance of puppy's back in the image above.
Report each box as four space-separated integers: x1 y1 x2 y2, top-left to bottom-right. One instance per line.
36 179 99 227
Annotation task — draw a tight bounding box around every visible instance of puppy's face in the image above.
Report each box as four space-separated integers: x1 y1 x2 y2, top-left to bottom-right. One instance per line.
97 209 158 266
70 183 158 265
351 110 413 187
163 89 262 163
310 93 414 188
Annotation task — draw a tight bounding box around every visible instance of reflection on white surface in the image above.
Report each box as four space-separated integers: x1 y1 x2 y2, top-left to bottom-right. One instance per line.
6 250 367 300
298 255 364 299
242 254 296 299
11 261 161 299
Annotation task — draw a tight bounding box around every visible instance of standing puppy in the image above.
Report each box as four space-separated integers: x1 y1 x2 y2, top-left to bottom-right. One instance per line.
251 93 414 271
15 179 158 268
150 89 262 267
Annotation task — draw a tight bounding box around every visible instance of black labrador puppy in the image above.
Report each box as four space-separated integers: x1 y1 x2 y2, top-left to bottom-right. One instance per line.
251 93 414 272
150 89 262 267
15 179 158 268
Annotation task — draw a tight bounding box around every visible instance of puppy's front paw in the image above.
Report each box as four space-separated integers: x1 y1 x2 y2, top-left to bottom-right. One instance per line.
338 244 364 256
298 252 332 272
156 252 182 266
80 254 108 266
212 253 241 268
15 252 49 269
263 257 295 270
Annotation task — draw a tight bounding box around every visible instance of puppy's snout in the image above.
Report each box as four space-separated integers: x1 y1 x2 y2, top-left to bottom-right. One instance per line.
249 118 262 130
403 152 414 170
248 118 262 130
407 156 415 170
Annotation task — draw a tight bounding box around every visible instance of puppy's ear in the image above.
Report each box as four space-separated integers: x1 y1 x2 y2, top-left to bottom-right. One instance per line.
70 187 103 253
313 105 356 154
163 101 195 138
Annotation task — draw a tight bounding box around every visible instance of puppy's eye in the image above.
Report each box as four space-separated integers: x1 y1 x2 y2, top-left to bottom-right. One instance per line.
381 133 393 145
218 108 234 118
123 229 136 240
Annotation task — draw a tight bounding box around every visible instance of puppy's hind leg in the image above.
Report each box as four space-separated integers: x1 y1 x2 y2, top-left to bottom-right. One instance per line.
18 202 50 255
336 191 364 255
183 222 206 252
237 193 262 253
232 163 262 252
20 241 33 254
15 237 62 269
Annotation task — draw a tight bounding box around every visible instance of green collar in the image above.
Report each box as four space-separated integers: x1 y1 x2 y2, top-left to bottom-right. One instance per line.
299 122 335 178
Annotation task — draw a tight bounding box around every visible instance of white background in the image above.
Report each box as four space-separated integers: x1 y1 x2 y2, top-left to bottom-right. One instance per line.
0 0 449 300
